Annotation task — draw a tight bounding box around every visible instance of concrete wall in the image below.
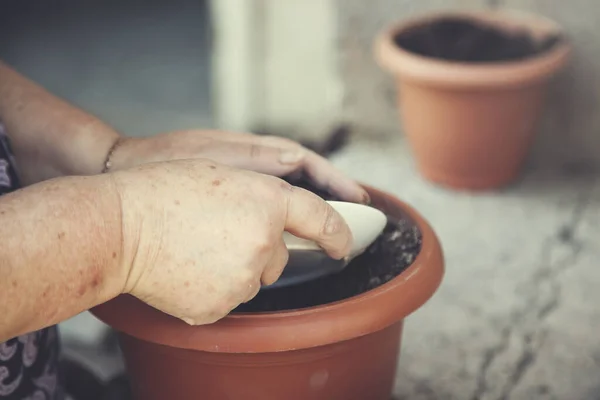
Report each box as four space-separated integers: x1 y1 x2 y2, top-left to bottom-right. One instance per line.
211 0 343 142
262 0 343 140
336 0 600 169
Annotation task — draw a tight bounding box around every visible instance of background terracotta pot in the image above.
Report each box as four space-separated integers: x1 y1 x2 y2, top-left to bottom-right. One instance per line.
375 10 571 190
91 186 444 400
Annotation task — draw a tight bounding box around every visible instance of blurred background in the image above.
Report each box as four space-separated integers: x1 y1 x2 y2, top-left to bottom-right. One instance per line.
1 0 598 166
2 0 600 399
0 0 213 136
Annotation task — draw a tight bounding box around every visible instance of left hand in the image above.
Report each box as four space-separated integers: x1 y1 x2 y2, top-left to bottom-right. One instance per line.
107 129 369 204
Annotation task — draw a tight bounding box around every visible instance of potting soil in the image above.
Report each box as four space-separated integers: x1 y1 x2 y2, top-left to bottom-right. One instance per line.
394 16 563 63
232 177 423 313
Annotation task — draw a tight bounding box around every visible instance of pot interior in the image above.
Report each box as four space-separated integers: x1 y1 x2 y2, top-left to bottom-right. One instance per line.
393 14 565 63
232 178 423 314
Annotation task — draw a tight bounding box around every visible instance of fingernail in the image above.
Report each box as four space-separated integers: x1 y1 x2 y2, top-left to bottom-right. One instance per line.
279 149 305 164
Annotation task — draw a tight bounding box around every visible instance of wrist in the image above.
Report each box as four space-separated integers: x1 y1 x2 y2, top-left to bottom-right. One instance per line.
0 173 128 333
72 173 129 303
0 173 129 337
67 119 123 176
95 173 131 299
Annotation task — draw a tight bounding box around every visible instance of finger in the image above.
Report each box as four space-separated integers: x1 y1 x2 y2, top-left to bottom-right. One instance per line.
301 151 369 204
258 136 369 204
260 238 289 286
241 278 262 303
200 141 307 177
190 130 369 203
283 186 353 259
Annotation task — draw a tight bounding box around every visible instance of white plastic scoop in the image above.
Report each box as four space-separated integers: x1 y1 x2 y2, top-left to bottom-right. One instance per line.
263 201 388 289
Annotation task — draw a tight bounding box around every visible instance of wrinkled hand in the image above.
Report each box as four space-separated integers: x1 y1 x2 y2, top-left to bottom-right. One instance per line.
108 130 369 204
109 159 353 325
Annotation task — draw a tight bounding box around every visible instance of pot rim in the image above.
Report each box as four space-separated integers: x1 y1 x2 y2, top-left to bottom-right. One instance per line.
90 185 444 353
375 9 572 89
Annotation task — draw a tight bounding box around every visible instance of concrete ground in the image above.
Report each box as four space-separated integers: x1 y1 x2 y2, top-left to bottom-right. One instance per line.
332 137 600 400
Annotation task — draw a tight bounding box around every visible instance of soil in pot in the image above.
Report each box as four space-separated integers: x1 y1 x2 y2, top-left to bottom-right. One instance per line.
234 177 423 313
394 16 564 63
376 11 571 190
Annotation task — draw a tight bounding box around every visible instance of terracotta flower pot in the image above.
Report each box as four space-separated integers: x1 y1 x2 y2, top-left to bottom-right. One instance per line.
375 10 572 190
90 186 444 400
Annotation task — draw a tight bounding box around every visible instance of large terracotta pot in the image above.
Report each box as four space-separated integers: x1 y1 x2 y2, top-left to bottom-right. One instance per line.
91 186 444 400
375 10 571 190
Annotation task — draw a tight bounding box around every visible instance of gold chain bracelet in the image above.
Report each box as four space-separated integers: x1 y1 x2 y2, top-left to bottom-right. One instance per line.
102 137 124 173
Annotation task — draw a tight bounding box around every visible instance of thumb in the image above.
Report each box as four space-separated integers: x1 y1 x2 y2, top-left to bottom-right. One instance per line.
282 185 353 260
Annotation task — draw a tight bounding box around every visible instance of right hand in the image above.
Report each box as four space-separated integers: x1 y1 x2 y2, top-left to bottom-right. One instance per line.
108 159 353 325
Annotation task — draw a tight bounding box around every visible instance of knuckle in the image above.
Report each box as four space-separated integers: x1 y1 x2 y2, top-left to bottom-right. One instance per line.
249 144 262 159
243 278 261 302
263 178 293 213
265 175 289 192
265 266 285 286
320 203 340 237
219 301 236 318
278 179 294 193
253 177 280 201
202 311 225 325
184 290 237 325
250 233 273 255
183 309 218 326
247 217 278 249
262 135 300 149
235 268 257 289
262 249 289 286
244 288 260 303
203 301 235 323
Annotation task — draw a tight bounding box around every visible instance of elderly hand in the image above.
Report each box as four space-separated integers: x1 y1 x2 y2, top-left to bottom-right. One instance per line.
106 129 369 204
111 159 352 324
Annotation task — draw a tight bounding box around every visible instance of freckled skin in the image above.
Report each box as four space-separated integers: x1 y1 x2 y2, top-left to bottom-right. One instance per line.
0 175 122 341
0 60 365 338
0 62 121 187
116 159 352 326
0 158 353 340
90 270 101 288
204 283 215 295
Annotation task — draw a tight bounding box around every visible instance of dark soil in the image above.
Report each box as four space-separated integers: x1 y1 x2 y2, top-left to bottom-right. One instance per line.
233 177 422 313
394 16 563 63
